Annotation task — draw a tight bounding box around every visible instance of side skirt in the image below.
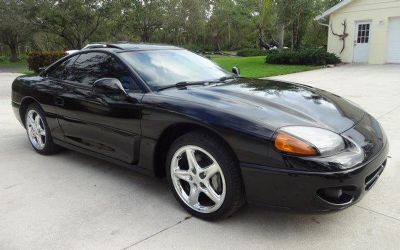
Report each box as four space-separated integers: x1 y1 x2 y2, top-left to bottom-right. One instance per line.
53 138 154 177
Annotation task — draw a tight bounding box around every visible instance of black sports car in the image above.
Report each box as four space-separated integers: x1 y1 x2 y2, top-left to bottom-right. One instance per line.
11 43 388 220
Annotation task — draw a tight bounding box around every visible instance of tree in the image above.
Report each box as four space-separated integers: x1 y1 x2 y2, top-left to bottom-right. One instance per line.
2 0 340 53
121 0 164 43
209 0 255 50
272 0 322 50
251 0 274 49
301 0 343 48
29 0 113 49
0 0 31 61
289 0 315 49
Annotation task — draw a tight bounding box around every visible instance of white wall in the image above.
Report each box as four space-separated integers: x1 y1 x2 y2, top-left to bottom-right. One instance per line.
327 0 400 64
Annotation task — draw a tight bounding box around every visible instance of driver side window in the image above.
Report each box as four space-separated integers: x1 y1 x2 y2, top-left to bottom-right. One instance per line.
70 52 140 91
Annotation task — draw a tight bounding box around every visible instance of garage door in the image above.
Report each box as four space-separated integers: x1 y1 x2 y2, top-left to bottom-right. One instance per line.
387 17 400 63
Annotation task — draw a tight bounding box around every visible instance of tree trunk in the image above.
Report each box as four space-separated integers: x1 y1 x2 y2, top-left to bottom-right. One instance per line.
278 23 285 49
228 22 231 49
292 16 301 50
140 26 152 43
78 35 83 49
258 28 270 50
9 44 18 62
291 22 295 50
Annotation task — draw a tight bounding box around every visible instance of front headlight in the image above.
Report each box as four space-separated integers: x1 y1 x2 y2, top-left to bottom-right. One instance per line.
274 126 346 156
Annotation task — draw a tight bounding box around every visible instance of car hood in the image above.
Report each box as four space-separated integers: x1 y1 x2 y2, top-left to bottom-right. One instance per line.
158 78 365 134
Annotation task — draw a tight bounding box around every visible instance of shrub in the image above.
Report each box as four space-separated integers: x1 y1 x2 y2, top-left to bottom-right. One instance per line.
27 51 66 73
0 56 7 63
0 55 27 63
266 48 341 65
237 48 269 57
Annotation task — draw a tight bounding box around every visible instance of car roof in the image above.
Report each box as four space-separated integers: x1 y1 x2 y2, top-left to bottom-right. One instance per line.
83 43 182 52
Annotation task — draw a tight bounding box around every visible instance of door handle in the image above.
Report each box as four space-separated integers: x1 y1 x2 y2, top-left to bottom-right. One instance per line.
55 97 65 106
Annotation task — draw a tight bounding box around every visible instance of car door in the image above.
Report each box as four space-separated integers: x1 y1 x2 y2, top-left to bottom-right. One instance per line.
54 52 143 164
44 54 81 141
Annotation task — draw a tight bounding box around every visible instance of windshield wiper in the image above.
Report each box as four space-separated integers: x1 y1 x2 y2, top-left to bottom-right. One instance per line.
157 76 237 91
157 81 208 91
218 76 237 81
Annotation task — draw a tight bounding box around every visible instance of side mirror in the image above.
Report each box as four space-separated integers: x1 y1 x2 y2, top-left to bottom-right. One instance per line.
92 78 127 96
39 66 48 76
232 66 240 76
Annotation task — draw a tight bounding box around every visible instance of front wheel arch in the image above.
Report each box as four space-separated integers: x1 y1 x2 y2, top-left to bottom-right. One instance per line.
166 130 246 219
153 123 239 178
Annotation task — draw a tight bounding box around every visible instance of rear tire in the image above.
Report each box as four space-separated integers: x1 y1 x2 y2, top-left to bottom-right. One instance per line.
166 130 245 220
24 103 61 155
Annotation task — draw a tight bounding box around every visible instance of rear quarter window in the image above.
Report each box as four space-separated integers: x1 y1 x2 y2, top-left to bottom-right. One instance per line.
47 55 79 80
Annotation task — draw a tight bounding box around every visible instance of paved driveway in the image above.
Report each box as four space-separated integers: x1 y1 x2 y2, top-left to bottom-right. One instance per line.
1 65 400 250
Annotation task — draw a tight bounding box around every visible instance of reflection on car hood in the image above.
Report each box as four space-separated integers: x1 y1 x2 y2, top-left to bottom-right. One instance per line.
159 78 365 134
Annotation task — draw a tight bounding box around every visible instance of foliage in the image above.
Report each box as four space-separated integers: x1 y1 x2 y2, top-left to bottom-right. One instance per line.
27 0 115 49
213 56 319 78
0 56 28 68
18 69 35 75
27 51 65 73
265 48 341 65
0 0 32 61
0 0 343 61
237 49 269 57
120 0 165 42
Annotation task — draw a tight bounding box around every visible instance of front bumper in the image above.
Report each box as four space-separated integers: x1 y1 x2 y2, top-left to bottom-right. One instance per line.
240 141 389 211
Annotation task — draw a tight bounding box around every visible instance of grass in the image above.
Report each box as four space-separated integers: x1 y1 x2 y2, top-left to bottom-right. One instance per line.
1 54 319 77
0 60 27 68
0 56 34 74
213 56 320 78
18 69 34 75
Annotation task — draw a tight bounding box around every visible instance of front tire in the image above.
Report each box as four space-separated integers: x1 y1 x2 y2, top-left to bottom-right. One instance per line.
166 130 245 220
25 103 60 155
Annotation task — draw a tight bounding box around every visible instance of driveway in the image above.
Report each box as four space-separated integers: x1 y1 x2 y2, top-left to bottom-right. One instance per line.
1 65 399 250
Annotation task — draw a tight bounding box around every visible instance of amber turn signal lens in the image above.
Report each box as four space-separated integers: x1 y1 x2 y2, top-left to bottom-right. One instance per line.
274 132 318 156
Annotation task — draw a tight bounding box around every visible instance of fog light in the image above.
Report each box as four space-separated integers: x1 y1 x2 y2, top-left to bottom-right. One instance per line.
317 186 356 205
324 187 343 199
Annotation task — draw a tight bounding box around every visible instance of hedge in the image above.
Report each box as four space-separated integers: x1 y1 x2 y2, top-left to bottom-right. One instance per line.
237 48 269 57
27 51 66 73
266 48 341 65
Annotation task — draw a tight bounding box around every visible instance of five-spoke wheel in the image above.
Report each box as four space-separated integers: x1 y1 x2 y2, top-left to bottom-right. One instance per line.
24 103 60 155
167 130 245 220
170 145 226 213
26 109 46 150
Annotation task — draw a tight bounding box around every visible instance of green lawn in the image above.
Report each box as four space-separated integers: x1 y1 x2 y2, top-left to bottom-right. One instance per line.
213 56 320 78
0 60 27 68
0 59 32 74
1 55 319 77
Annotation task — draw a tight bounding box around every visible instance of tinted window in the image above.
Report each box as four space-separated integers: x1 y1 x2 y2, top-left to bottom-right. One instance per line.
47 55 79 80
72 52 106 86
104 55 140 91
71 52 139 91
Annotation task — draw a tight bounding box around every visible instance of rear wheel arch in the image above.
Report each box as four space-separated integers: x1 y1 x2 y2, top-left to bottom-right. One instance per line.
20 97 42 128
153 123 238 178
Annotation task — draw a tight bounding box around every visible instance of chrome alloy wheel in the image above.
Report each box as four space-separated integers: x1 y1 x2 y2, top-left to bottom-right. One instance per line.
170 145 226 213
26 110 46 150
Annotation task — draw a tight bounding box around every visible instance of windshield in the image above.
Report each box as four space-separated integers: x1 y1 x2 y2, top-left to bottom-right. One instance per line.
119 49 232 89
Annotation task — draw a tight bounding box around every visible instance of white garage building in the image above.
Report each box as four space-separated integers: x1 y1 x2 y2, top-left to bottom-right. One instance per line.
315 0 400 64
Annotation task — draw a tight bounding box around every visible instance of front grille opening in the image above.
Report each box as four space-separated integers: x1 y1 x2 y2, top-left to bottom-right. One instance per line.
317 186 357 205
365 160 386 191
